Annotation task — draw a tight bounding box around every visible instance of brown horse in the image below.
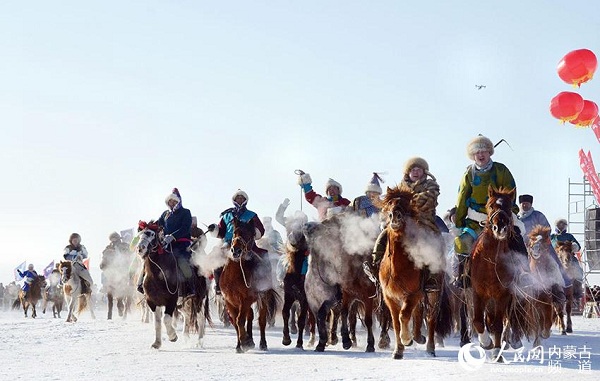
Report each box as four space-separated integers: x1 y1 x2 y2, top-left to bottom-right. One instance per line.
135 221 210 349
555 240 584 334
470 186 533 361
281 229 316 349
378 185 452 359
526 225 558 345
18 275 46 318
220 217 280 353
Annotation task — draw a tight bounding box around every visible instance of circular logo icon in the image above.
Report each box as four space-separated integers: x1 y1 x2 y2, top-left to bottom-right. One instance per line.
457 343 487 371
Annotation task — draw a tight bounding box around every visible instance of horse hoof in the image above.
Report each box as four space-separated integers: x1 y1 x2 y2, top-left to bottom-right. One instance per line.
414 335 426 345
566 327 573 333
481 342 494 350
402 339 413 347
561 331 567 336
510 339 522 350
342 338 353 350
365 345 375 353
426 350 436 357
329 337 338 346
459 340 471 347
392 351 404 360
315 344 325 352
378 340 390 350
151 342 161 349
259 343 268 351
282 337 292 346
295 343 304 350
290 325 298 335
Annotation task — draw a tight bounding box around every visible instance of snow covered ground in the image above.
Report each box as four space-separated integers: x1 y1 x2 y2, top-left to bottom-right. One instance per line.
1 299 599 381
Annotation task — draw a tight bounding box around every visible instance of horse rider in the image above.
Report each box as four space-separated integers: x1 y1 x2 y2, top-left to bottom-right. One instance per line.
138 188 198 298
452 135 528 288
17 264 38 298
297 171 351 221
349 172 384 218
551 218 582 252
100 231 134 292
367 158 443 291
63 233 94 287
208 189 267 295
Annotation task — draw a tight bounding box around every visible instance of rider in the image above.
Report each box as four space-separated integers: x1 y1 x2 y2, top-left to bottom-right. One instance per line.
63 233 94 287
368 157 442 291
17 264 38 298
551 218 582 252
297 172 350 221
100 232 133 292
349 172 384 218
452 135 528 288
208 189 267 295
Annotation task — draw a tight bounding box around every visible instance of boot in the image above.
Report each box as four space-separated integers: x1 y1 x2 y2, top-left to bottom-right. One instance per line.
451 257 467 289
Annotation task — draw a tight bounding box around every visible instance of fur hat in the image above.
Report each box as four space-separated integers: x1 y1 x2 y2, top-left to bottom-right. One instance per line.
555 218 568 226
108 231 121 241
518 194 533 204
165 188 181 205
467 135 494 159
232 189 249 202
403 157 429 175
365 172 384 194
325 178 343 194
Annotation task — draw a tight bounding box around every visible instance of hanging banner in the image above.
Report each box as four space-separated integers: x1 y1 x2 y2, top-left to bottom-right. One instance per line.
593 116 600 144
579 149 600 203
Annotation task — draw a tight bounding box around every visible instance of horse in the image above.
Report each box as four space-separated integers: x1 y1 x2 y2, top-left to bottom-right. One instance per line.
281 229 316 349
555 240 584 334
100 246 135 320
135 221 210 349
219 217 280 353
42 269 64 318
58 261 96 322
17 275 46 318
469 186 534 361
303 213 378 353
378 185 452 359
526 225 560 345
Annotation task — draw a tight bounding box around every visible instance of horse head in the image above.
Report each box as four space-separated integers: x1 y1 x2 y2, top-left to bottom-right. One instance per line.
486 186 515 240
555 240 574 268
59 261 73 283
527 225 552 261
381 185 414 231
135 220 161 258
231 218 255 259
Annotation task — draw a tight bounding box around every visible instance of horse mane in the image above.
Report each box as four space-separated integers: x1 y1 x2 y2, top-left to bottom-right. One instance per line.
486 186 515 214
528 225 551 243
379 185 414 214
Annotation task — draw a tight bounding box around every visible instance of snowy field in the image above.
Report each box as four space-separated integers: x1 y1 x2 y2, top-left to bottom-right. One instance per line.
1 300 599 381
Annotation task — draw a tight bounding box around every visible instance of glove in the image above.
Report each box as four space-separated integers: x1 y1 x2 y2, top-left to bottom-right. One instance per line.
297 173 312 186
163 234 175 245
282 198 291 208
207 223 217 233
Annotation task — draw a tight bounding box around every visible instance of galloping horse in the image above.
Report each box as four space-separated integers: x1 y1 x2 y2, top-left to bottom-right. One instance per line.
378 185 452 359
18 275 46 318
470 186 533 361
281 229 316 349
220 217 280 353
303 213 378 353
135 221 210 349
42 269 64 318
100 246 135 320
555 240 584 334
59 261 96 322
526 225 558 345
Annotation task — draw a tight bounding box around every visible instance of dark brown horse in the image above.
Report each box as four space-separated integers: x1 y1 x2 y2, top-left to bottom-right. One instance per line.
220 217 280 353
303 213 378 353
378 185 452 359
470 186 534 361
555 240 584 334
281 229 316 349
135 221 210 349
18 275 46 318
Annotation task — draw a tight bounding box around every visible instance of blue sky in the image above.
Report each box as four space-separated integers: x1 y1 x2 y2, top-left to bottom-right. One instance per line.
2 1 600 282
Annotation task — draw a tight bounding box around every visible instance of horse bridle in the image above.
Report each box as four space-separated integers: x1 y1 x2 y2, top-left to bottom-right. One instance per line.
487 208 511 236
387 200 407 230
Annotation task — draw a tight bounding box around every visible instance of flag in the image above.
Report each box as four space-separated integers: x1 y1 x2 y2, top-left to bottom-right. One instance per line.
43 260 55 278
83 258 90 269
592 116 600 144
14 261 26 281
120 228 135 244
579 149 600 204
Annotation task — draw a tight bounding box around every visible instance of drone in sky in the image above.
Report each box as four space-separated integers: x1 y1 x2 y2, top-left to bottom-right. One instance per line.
475 85 487 90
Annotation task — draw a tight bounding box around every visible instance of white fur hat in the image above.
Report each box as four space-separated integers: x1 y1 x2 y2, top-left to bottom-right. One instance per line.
165 188 181 205
365 172 384 194
467 135 494 159
232 189 249 202
325 178 343 194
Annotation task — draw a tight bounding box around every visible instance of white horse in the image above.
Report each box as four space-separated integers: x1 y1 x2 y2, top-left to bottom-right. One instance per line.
59 261 96 322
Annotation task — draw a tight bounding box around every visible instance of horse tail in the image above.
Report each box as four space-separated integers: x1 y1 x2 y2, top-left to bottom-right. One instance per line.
507 294 535 343
203 291 213 327
12 298 21 310
435 284 453 338
258 288 281 323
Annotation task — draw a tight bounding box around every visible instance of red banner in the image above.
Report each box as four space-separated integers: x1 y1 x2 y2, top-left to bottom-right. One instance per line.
592 116 600 144
579 149 600 204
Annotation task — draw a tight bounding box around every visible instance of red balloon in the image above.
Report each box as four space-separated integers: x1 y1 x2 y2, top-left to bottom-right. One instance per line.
557 49 597 87
550 91 584 122
570 100 599 127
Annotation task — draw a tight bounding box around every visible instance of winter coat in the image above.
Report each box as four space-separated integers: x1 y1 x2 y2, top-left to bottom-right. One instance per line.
519 209 551 243
349 195 380 218
64 244 89 263
216 207 267 255
157 206 192 249
303 188 350 221
455 161 518 231
402 174 440 232
551 231 582 251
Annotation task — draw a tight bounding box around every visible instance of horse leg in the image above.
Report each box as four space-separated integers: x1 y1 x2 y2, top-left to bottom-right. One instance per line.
554 300 566 335
378 301 391 350
386 298 405 359
340 299 352 350
117 297 124 317
348 301 358 348
164 302 178 343
490 298 509 363
32 304 37 319
245 305 255 349
295 299 309 349
315 302 332 352
225 301 244 353
107 293 114 320
307 309 316 347
566 295 573 333
425 291 441 356
363 298 375 353
151 305 163 349
412 300 426 345
400 297 419 346
328 308 339 346
459 300 471 347
472 293 492 350
258 296 268 351
282 292 293 346
290 300 298 334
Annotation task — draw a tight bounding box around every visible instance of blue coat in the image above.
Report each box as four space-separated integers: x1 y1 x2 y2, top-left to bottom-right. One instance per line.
158 206 192 249
217 207 266 254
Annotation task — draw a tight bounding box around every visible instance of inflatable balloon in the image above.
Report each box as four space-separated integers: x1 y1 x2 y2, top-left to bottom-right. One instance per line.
550 91 584 122
557 49 597 87
569 100 599 127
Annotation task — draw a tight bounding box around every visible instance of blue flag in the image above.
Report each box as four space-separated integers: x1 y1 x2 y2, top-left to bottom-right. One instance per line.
14 261 26 281
43 260 55 278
